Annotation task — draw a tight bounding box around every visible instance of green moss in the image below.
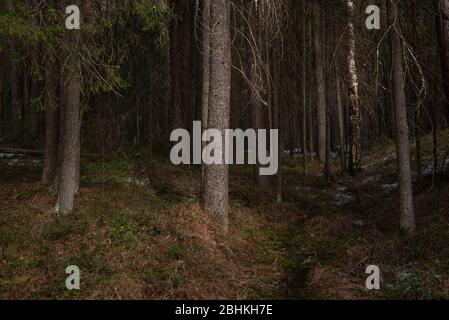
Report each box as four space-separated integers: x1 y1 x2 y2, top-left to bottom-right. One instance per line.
166 244 183 260
42 216 88 241
0 225 26 246
142 266 169 286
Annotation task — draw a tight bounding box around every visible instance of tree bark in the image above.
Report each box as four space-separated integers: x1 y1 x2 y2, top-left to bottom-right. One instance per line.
248 1 269 187
324 4 333 179
42 59 59 185
308 88 314 160
302 1 308 175
201 0 211 199
55 60 65 188
56 38 81 216
26 0 40 138
0 76 3 134
204 0 231 231
312 0 326 162
388 0 415 232
273 39 283 204
436 0 449 120
336 65 346 174
168 0 197 130
346 0 362 174
10 41 20 121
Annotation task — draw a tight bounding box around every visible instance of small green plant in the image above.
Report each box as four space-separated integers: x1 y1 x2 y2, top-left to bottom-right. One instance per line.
166 244 183 260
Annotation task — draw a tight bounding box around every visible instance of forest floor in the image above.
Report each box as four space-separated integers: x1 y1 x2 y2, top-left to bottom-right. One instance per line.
1 130 449 300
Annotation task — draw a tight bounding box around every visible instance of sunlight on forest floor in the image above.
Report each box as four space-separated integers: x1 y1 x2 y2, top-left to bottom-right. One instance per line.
1 130 449 299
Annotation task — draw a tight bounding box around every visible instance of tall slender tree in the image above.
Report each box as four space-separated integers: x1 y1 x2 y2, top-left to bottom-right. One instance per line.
56 30 81 216
312 0 326 162
302 0 308 175
346 0 362 174
388 0 415 232
436 0 449 119
201 0 211 199
203 0 231 230
42 59 59 185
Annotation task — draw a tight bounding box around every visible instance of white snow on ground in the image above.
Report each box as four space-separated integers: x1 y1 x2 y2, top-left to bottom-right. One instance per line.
361 174 382 185
352 220 365 227
383 154 396 162
422 164 434 176
381 182 399 191
127 177 149 187
6 158 43 167
0 153 19 158
7 159 19 165
396 270 412 282
358 150 449 193
408 153 449 178
1 152 43 167
335 192 356 205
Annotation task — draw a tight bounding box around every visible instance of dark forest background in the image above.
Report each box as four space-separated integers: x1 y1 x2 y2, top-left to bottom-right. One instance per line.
0 0 449 300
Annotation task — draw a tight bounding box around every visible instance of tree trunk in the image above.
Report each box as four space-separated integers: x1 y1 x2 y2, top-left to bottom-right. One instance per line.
55 61 65 188
0 76 3 134
42 59 59 185
312 0 326 162
324 4 333 179
336 66 346 174
201 0 211 199
388 0 415 232
308 88 314 160
10 42 20 121
436 0 449 120
27 0 40 138
273 40 283 204
204 0 231 231
248 1 269 187
168 0 197 130
302 1 308 175
56 40 81 216
346 0 362 175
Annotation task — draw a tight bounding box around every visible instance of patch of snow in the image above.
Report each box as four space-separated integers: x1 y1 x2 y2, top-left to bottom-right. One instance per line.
352 220 365 227
7 159 19 166
381 182 398 191
383 154 396 162
443 157 449 169
422 164 434 176
7 158 43 167
396 271 412 282
412 156 449 177
335 192 355 205
361 174 381 185
0 153 16 158
127 177 149 187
